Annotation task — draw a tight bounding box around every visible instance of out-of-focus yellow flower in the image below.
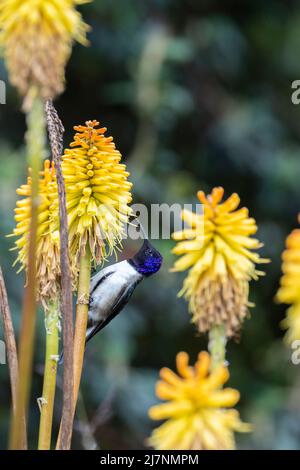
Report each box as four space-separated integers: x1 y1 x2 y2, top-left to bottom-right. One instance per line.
148 351 250 450
276 220 300 344
62 120 132 267
12 159 60 306
0 0 89 105
172 187 268 337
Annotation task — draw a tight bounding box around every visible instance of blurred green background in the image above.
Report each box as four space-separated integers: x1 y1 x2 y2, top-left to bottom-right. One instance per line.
1 0 300 450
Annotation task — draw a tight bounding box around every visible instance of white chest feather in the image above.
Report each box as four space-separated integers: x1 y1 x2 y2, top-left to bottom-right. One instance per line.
89 261 142 323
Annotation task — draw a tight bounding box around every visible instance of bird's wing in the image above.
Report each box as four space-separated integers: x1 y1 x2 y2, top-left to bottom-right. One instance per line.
85 279 141 344
90 265 116 295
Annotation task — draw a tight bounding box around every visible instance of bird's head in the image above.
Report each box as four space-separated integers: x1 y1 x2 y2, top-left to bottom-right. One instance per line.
129 239 163 276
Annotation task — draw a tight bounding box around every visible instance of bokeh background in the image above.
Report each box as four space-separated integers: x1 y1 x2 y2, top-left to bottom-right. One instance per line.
1 0 300 449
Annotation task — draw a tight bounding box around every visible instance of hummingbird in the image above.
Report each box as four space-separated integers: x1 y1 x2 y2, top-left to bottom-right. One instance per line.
60 219 162 361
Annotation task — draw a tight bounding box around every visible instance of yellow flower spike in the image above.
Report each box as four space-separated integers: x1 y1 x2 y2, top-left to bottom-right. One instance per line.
276 217 300 344
281 304 300 345
11 160 61 307
171 187 269 338
148 351 251 450
0 0 90 105
62 120 132 268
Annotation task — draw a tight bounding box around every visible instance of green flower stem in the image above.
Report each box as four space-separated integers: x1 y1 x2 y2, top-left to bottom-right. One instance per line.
56 246 91 449
73 246 92 405
208 324 227 370
38 299 60 450
10 90 46 450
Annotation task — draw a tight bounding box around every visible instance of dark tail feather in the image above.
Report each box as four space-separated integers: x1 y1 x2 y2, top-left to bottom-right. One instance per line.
59 320 109 365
